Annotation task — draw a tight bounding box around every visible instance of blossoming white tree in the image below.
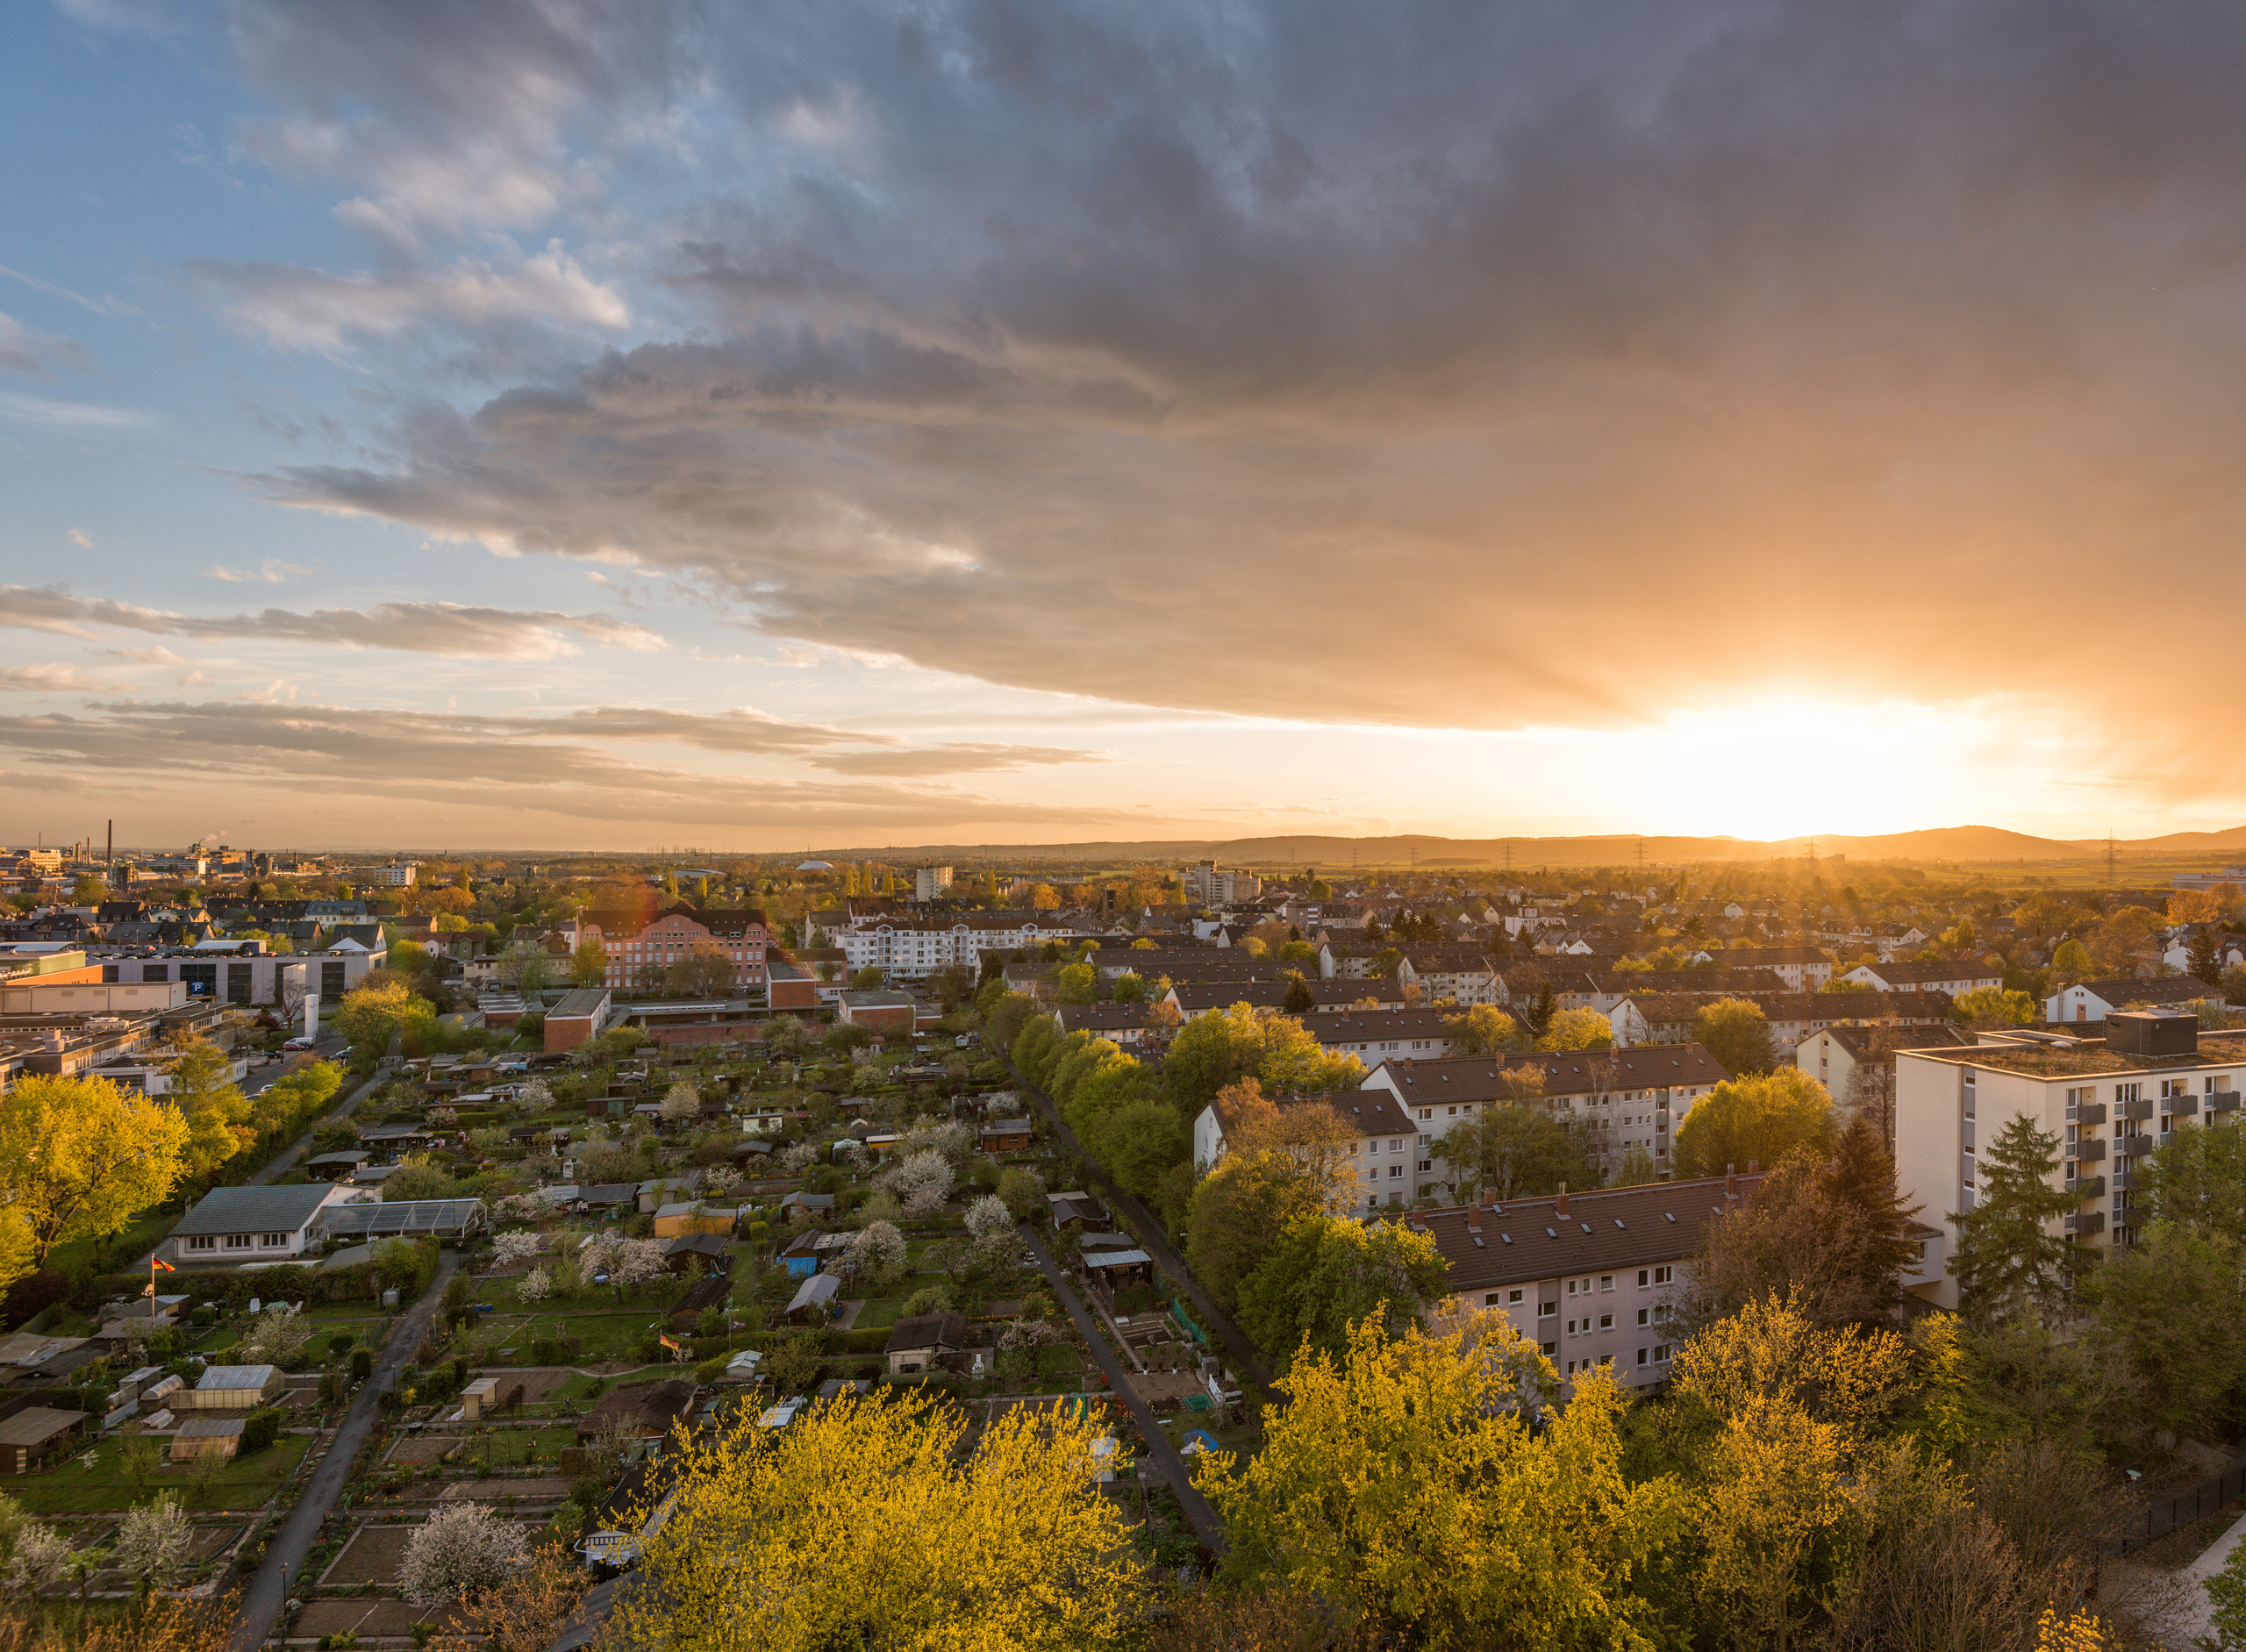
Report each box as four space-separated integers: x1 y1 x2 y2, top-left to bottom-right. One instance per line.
659 1082 701 1124
963 1194 1012 1241
509 1077 554 1117
850 1219 906 1280
779 1141 819 1175
5 1520 74 1596
516 1265 551 1305
491 1230 542 1268
882 1149 953 1216
583 1235 667 1294
902 1119 976 1162
239 1304 311 1365
399 1502 527 1606
703 1164 741 1196
112 1495 190 1590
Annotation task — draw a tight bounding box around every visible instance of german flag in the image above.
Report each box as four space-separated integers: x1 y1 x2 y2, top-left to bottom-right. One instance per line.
151 1257 176 1272
659 1333 682 1352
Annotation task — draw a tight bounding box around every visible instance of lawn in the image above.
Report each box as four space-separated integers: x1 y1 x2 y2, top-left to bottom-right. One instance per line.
452 1306 675 1365
45 1209 179 1282
850 1298 903 1330
14 1436 311 1515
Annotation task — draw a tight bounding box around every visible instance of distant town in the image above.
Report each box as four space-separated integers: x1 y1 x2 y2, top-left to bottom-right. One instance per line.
0 837 2242 1648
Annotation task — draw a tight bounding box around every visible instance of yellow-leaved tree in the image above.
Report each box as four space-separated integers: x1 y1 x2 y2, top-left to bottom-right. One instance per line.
0 1075 190 1287
164 1033 254 1177
1198 1313 1685 1649
614 1390 1145 1651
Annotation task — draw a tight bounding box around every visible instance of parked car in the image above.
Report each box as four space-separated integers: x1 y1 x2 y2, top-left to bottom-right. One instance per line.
282 1037 315 1051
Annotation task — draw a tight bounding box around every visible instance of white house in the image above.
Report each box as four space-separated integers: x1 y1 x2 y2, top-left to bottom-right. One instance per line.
2042 975 2214 1026
161 1184 356 1268
1840 960 2001 997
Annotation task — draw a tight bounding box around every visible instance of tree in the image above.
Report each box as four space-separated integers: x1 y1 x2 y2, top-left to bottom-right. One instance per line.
1951 987 2037 1028
616 1390 1143 1650
4 1520 75 1597
1693 998 1774 1076
0 1075 189 1282
400 1502 528 1606
850 1219 907 1282
2189 928 2224 987
1671 1069 1837 1181
1235 1213 1450 1370
1054 962 1098 1004
427 1547 591 1652
663 943 735 998
2135 1119 2246 1241
1441 1005 1522 1055
1687 1120 1921 1331
383 1161 455 1203
1947 1115 2079 1327
1536 1007 1613 1052
1110 970 1148 1005
335 976 418 1053
1188 1154 1343 1312
881 1149 953 1215
1437 1099 1597 1202
1084 1098 1190 1205
240 1304 312 1364
2081 1221 2246 1441
1198 1314 1681 1648
490 1230 541 1268
962 1195 1012 1241
569 940 608 987
2087 907 2163 977
2048 938 2092 984
659 1082 701 1124
516 1266 551 1304
164 1034 254 1177
2207 1533 2246 1652
111 1496 191 1592
850 966 885 993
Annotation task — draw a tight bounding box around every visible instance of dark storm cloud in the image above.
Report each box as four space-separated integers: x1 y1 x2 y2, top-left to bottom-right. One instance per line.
208 1 2246 727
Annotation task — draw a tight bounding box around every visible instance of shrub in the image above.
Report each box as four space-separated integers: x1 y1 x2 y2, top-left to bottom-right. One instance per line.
350 1348 374 1382
240 1408 283 1455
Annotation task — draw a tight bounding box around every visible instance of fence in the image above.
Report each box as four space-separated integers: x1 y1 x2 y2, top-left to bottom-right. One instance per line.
2112 1460 2246 1553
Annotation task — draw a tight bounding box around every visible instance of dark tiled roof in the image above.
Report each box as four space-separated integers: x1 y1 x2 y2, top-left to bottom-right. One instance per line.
886 1311 966 1354
1406 1173 1767 1291
1370 1043 1733 1102
2070 976 2215 1003
168 1184 332 1239
1301 1008 1458 1042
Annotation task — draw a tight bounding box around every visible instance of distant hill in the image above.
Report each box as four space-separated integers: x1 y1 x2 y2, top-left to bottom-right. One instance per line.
783 824 2246 868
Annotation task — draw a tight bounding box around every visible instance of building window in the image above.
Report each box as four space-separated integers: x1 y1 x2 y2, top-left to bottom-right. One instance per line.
187 1235 215 1252
260 1232 288 1248
1599 1274 1614 1291
223 1234 251 1250
1537 1301 1556 1319
1637 1348 1649 1366
1637 1307 1649 1326
1654 1344 1672 1363
1599 1314 1613 1330
1509 1289 1524 1305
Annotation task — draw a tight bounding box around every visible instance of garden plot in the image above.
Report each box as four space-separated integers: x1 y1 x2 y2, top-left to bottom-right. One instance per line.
185 1524 241 1562
319 1520 415 1587
1127 1370 1212 1409
438 1476 573 1501
293 1599 470 1642
383 1435 471 1468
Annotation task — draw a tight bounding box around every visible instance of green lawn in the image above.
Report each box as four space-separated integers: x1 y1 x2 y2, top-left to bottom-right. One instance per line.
45 1209 180 1282
851 1298 903 1330
452 1306 674 1365
14 1436 311 1515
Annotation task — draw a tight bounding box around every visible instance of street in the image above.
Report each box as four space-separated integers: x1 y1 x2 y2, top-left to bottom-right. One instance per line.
228 1249 461 1651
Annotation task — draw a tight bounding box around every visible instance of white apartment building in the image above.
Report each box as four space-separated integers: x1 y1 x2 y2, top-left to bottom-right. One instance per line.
361 863 419 888
1191 1088 1421 1212
1181 861 1262 906
913 866 954 902
1893 1011 2244 1307
1361 1045 1734 1198
833 916 1091 982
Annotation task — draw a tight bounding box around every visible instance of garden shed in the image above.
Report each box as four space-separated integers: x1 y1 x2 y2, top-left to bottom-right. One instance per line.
0 1407 89 1475
168 1418 243 1462
180 1364 284 1411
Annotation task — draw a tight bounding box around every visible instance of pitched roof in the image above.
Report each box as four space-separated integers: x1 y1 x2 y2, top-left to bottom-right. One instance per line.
2069 975 2215 1004
168 1184 333 1239
885 1311 966 1354
1368 1043 1734 1104
1300 1008 1457 1042
0 1407 87 1446
1406 1173 1767 1291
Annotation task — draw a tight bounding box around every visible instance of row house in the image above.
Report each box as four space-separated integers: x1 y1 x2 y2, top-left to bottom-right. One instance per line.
1706 948 1835 990
1052 1003 1162 1048
2042 974 2214 1026
1360 1044 1733 1198
1190 1087 1421 1212
1413 1173 1770 1389
573 905 770 995
1301 1007 1460 1067
1896 1012 2246 1296
1796 1022 1976 1109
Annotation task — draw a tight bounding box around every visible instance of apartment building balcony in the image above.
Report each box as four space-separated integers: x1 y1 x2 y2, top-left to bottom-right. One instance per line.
2212 1090 2242 1114
2066 1211 2106 1236
2114 1134 2154 1157
2120 1096 2156 1121
2073 1139 2106 1163
2169 1095 2200 1118
2065 1174 2106 1200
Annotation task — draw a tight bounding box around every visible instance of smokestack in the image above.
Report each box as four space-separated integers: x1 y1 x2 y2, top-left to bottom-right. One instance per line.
106 819 112 866
1555 1180 1569 1218
1725 1162 1737 1198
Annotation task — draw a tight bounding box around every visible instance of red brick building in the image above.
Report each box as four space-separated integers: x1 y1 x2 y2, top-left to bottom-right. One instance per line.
574 904 770 996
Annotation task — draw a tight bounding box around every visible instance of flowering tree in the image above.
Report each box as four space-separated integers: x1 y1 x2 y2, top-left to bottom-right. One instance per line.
240 1304 311 1365
491 1231 542 1268
963 1195 1012 1241
902 1119 976 1162
833 1139 869 1174
851 1219 906 1281
400 1503 528 1606
5 1520 74 1596
660 1083 701 1124
779 1141 819 1176
516 1266 551 1305
510 1077 554 1117
883 1149 953 1216
583 1236 667 1295
974 1229 1026 1277
112 1495 191 1590
489 1193 542 1223
703 1165 741 1196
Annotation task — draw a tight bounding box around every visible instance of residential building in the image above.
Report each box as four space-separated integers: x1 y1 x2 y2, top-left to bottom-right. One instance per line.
1794 1023 1975 1118
1360 1045 1733 1194
1395 948 1505 1005
2043 975 2214 1026
1703 948 1836 990
160 1184 354 1269
1180 861 1261 905
1164 977 1411 1019
1300 1008 1460 1066
1839 959 2003 997
1191 1086 1421 1212
833 915 1091 981
1053 1003 1160 1048
1413 1173 1770 1390
99 938 383 1011
545 987 619 1055
361 862 419 888
1893 1012 2246 1305
1613 990 1953 1051
912 866 955 902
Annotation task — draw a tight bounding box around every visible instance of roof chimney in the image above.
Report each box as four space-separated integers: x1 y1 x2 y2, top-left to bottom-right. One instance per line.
1747 1159 1759 1176
1725 1162 1737 1198
1555 1181 1569 1218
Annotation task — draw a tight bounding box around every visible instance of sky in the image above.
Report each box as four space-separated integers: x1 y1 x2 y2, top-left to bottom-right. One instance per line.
5 0 2246 855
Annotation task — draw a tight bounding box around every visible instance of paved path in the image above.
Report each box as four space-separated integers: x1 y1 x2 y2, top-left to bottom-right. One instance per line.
229 1249 461 1650
1007 1058 1276 1393
1019 1225 1226 1556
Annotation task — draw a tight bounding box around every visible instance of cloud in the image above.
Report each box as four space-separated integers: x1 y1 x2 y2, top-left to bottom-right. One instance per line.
0 391 149 429
0 662 126 693
132 0 2246 742
200 560 315 583
66 529 94 550
190 243 629 353
0 697 1106 830
0 587 667 660
804 743 1107 776
0 312 90 377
